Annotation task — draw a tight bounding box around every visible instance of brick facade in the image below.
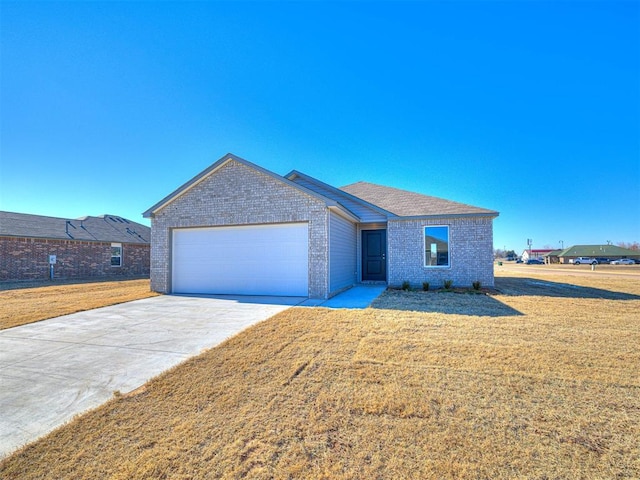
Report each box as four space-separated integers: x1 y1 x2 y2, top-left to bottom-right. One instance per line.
150 160 330 298
0 236 150 281
147 155 498 297
387 216 495 288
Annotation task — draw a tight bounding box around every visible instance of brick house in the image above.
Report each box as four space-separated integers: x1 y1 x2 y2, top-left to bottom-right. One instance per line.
0 212 150 281
144 153 499 298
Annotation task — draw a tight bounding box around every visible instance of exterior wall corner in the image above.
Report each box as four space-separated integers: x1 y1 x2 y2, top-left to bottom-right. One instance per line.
387 216 495 288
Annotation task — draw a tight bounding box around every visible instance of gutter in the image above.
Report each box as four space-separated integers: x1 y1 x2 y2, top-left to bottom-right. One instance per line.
389 212 500 221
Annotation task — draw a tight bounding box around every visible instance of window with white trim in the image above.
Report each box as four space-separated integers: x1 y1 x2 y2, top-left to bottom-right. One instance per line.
424 226 449 267
111 243 122 267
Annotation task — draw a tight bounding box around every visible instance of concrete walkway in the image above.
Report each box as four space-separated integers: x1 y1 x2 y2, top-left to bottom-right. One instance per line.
299 284 387 308
0 294 302 458
0 285 386 458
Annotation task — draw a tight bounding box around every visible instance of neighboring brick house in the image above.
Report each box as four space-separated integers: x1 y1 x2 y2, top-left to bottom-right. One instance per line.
0 212 150 281
144 153 499 298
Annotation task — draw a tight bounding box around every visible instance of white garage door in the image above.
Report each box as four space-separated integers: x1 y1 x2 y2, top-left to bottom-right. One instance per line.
172 223 309 296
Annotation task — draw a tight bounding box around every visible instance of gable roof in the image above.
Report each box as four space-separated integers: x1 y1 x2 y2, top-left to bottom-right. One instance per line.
285 170 394 222
340 181 498 218
143 153 354 219
145 153 498 221
0 211 150 243
557 245 640 257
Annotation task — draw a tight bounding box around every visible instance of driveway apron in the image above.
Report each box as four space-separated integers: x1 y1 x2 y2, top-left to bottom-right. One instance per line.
0 294 302 458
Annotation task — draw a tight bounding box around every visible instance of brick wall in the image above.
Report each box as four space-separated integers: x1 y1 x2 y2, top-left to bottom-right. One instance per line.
150 159 330 297
0 236 150 281
388 216 495 288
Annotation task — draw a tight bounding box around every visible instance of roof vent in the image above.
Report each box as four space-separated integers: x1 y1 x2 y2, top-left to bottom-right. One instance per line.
65 220 76 239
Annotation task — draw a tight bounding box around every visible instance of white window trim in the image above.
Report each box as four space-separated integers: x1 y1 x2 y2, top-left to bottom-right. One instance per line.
111 243 123 267
424 225 450 268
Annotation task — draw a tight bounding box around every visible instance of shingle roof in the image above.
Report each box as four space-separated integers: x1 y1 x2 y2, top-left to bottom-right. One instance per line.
0 211 150 244
339 181 498 217
145 153 500 220
144 153 347 218
558 245 640 257
285 170 392 222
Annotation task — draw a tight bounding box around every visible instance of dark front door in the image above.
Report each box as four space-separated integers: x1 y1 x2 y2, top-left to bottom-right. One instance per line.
362 229 387 281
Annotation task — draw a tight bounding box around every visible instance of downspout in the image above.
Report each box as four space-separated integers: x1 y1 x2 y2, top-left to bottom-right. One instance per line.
386 222 390 286
325 209 330 299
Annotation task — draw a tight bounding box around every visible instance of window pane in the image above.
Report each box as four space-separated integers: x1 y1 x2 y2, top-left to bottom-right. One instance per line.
111 243 122 267
425 226 449 267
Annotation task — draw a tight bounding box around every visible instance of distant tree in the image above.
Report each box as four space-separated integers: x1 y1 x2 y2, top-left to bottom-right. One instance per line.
617 241 640 251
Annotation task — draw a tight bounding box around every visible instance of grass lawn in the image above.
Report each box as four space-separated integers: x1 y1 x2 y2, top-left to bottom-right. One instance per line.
1 271 639 478
0 278 158 330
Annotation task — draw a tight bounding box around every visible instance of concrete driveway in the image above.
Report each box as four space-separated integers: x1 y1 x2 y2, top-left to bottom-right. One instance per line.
0 294 303 458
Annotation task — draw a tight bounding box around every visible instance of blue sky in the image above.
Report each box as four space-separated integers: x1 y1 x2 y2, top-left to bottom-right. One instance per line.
1 1 638 253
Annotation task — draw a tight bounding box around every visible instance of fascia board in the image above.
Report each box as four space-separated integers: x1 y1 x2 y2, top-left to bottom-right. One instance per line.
328 205 360 223
285 170 397 219
0 233 144 244
144 153 338 218
388 212 500 221
143 154 234 218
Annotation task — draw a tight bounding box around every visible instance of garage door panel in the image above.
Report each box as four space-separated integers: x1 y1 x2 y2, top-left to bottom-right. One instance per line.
172 223 308 296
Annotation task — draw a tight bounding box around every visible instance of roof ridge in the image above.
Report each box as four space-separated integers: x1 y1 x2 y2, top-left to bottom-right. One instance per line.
0 211 150 243
345 180 464 201
285 172 395 219
1 211 143 225
144 153 345 218
339 181 498 217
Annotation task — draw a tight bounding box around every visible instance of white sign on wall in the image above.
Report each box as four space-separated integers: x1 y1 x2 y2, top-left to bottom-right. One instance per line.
49 255 57 265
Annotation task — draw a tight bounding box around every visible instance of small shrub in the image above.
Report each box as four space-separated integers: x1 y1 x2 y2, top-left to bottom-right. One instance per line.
402 281 411 291
422 281 430 291
443 279 453 290
472 281 481 291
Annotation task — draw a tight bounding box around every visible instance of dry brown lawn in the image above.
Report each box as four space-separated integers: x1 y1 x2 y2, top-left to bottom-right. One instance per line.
0 278 158 330
1 272 639 479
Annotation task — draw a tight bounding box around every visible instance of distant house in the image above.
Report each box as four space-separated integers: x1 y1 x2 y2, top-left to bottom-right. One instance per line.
521 249 554 262
557 245 640 264
544 249 563 264
0 211 150 281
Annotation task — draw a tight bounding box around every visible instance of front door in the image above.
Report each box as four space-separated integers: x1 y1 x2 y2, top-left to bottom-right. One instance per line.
362 229 387 281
